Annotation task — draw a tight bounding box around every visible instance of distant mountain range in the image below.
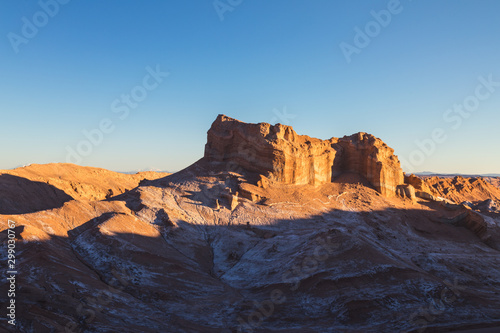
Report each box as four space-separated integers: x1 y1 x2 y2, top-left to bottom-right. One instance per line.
415 171 500 178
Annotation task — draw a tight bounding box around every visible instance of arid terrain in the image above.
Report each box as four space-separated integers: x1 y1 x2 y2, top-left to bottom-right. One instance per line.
1 115 500 332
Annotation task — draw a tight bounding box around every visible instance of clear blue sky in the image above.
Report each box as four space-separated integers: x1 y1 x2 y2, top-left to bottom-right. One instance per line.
1 0 499 174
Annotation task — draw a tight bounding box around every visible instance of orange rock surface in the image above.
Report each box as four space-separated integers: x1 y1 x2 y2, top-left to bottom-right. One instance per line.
204 115 404 196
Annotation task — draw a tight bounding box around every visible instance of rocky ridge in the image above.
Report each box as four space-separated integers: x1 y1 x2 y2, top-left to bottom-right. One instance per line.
0 163 170 214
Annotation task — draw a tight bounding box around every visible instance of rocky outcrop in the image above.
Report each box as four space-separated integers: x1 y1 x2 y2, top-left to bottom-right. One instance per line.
405 174 435 195
204 115 338 186
439 206 489 241
204 115 404 197
404 174 500 205
396 184 416 202
336 132 404 196
476 199 499 213
238 182 267 202
422 176 500 203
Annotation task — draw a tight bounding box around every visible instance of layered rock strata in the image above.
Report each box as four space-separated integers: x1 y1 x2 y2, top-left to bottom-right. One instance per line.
204 115 404 197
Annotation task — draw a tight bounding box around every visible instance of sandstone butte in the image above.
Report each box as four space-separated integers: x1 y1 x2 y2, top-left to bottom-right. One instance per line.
204 114 404 197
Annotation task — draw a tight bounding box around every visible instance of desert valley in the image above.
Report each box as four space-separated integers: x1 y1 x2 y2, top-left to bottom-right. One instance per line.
1 115 499 332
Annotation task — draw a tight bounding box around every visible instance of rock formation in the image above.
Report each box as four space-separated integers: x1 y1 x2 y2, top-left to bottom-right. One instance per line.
421 175 500 203
336 132 404 196
396 184 416 202
402 174 499 247
204 115 404 197
405 173 436 197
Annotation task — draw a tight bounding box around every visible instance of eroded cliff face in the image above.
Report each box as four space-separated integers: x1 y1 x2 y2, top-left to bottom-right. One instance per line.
204 115 404 196
336 132 404 197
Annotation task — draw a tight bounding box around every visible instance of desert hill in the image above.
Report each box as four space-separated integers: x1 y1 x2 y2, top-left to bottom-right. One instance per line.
0 163 169 214
1 115 499 332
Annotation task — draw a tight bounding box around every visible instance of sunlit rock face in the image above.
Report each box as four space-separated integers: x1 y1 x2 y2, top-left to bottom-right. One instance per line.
204 114 404 196
336 132 405 197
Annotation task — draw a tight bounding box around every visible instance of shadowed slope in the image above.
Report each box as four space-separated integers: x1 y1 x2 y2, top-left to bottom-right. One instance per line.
0 163 170 215
0 174 74 214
